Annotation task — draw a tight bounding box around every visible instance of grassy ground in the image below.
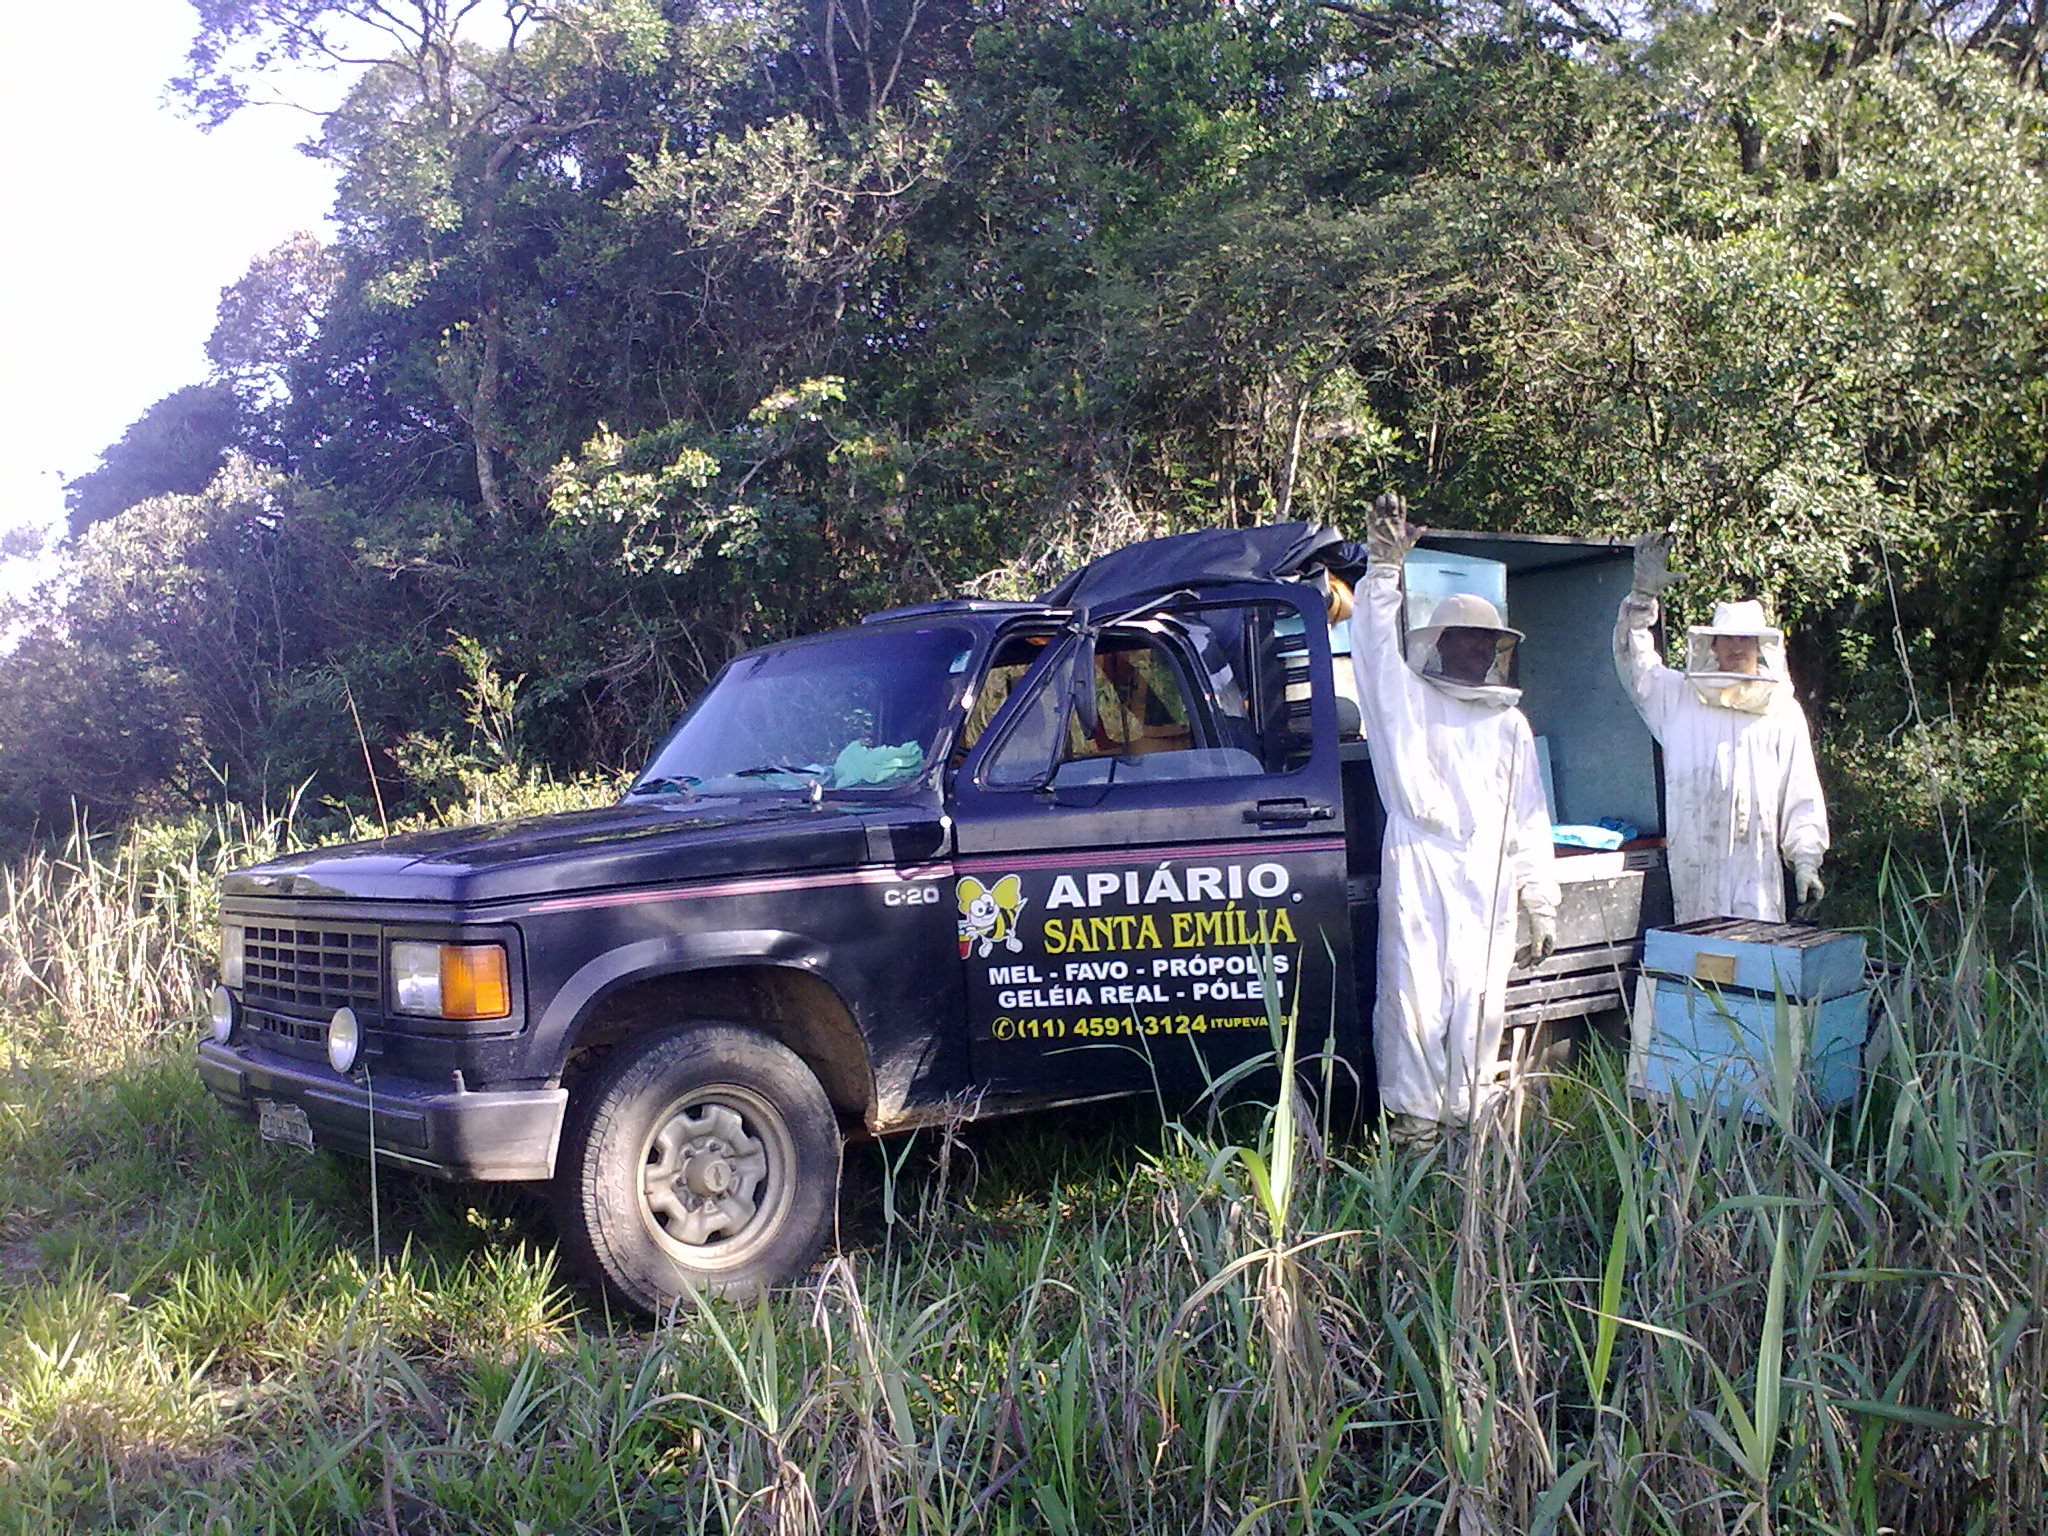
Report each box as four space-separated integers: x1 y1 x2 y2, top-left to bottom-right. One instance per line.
1 817 2044 1534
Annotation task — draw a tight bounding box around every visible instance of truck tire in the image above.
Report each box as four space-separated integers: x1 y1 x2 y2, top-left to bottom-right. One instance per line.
551 1024 840 1314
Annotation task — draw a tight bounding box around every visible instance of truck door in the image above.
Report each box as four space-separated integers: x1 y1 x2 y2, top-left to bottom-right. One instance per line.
947 585 1357 1100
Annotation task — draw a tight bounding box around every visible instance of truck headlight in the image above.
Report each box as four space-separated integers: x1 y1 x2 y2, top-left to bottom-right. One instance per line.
390 942 511 1020
220 925 245 989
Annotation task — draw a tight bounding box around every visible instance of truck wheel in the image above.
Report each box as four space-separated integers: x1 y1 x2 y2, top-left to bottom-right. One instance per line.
551 1024 840 1314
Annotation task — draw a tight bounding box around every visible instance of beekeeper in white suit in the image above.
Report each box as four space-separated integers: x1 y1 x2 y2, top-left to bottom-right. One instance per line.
1351 494 1560 1143
1615 533 1828 924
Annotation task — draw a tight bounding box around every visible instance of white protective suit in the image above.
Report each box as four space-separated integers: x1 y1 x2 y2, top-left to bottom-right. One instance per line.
1352 564 1560 1124
1614 595 1829 924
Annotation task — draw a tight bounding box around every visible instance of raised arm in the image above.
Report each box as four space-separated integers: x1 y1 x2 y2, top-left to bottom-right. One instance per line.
1613 533 1683 737
1349 493 1428 748
1349 494 1463 834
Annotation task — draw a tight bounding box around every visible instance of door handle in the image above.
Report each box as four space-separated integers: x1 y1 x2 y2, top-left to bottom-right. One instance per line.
1244 798 1335 825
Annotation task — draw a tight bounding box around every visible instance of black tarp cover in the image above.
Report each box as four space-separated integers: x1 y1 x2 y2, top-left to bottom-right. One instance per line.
1038 522 1354 609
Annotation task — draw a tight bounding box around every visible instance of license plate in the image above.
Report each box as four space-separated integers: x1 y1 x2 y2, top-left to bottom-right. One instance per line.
257 1099 315 1151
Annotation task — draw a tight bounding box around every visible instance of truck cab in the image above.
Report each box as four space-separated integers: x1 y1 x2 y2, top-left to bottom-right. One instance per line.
198 521 1666 1312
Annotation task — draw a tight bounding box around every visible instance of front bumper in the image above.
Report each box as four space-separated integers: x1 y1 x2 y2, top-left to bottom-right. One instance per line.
197 1039 567 1181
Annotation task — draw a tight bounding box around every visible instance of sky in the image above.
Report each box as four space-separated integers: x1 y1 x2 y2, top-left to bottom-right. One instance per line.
0 1 342 585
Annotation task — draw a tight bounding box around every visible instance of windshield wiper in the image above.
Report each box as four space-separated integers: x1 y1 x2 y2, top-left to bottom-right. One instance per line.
729 763 829 804
627 775 701 799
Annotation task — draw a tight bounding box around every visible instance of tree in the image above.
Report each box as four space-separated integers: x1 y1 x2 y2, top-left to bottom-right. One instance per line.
0 458 384 843
63 384 247 537
208 231 343 421
0 0 2025 883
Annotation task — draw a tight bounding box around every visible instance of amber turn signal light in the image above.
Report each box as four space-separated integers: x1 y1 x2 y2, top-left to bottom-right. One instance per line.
440 944 511 1020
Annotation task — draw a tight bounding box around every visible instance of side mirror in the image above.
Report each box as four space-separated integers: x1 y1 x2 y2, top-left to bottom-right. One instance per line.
1068 630 1099 739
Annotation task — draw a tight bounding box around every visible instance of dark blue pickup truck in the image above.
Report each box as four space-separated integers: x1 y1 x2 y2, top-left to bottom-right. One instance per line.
199 522 1668 1311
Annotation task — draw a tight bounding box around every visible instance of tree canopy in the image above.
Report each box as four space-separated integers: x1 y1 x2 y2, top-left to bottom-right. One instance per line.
6 0 2046 866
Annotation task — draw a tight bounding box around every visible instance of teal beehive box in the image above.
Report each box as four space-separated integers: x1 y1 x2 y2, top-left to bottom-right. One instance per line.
1631 920 1869 1116
1641 917 1865 1000
1401 548 1510 633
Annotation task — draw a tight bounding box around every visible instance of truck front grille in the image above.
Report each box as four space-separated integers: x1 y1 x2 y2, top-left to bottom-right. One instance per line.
243 925 381 1013
245 1005 330 1049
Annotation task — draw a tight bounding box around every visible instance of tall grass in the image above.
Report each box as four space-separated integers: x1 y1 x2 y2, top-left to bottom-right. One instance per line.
0 807 296 1065
1 807 2044 1532
0 770 620 1066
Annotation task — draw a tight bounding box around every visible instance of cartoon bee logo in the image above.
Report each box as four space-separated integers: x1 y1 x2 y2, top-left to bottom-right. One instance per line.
957 875 1028 958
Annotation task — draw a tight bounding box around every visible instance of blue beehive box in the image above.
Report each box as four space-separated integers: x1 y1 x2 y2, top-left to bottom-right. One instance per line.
1641 918 1865 1001
1401 548 1510 634
1632 920 1869 1116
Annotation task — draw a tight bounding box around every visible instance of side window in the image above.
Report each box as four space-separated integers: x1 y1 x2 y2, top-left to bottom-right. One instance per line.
955 635 1051 763
975 601 1314 790
981 649 1075 787
1229 606 1316 772
1066 636 1194 760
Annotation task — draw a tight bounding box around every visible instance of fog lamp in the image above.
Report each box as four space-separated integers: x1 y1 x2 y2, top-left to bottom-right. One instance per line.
208 985 236 1043
328 1007 361 1074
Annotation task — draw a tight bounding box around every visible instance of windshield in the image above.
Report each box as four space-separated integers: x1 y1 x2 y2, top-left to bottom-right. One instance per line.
631 625 976 797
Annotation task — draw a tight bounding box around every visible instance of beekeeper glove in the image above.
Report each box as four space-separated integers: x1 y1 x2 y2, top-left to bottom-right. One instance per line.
1366 491 1422 569
1632 532 1679 597
1515 899 1558 969
1793 861 1825 907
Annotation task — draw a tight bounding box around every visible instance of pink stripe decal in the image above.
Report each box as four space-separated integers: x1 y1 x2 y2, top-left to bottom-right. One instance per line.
526 862 956 915
524 836 1341 915
956 837 1345 874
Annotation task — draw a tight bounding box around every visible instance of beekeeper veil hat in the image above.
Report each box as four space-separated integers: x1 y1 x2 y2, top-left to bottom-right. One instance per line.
1407 592 1523 704
1686 599 1788 712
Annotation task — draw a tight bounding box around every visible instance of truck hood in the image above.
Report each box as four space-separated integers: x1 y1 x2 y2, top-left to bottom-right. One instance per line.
221 798 948 906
